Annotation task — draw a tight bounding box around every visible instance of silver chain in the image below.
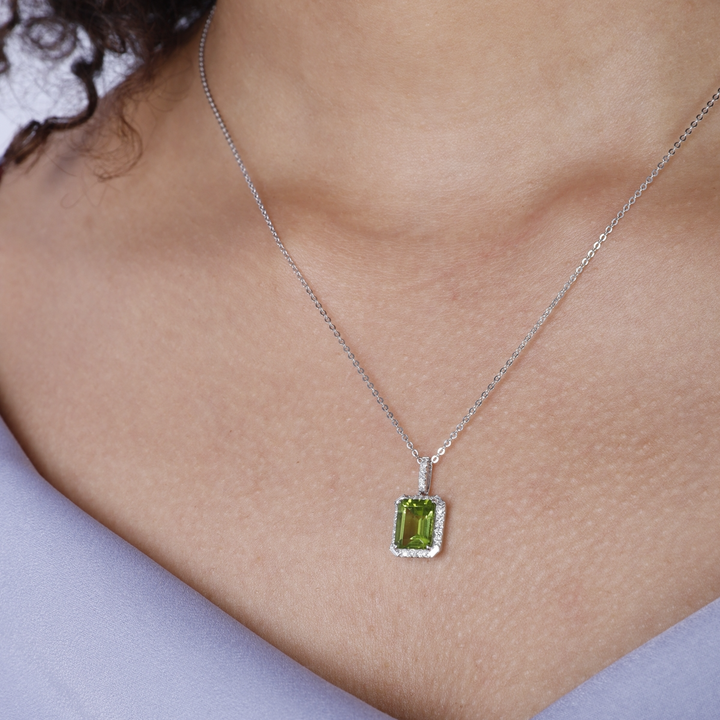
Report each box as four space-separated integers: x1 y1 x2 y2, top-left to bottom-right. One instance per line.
199 5 719 465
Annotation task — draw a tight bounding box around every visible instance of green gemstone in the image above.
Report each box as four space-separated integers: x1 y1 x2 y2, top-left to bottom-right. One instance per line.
395 498 436 549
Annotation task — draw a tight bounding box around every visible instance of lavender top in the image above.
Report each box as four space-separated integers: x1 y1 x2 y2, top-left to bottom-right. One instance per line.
1 418 718 719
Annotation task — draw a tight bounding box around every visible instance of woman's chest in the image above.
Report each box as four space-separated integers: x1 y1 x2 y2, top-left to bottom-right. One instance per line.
1 242 719 720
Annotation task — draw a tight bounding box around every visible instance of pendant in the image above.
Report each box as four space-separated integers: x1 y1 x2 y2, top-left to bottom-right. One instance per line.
391 457 446 558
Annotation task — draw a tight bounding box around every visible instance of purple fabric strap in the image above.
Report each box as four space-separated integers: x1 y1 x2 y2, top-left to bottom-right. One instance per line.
1 417 719 719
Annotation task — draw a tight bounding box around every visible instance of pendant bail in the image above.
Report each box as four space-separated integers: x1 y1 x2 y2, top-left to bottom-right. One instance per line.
418 457 433 495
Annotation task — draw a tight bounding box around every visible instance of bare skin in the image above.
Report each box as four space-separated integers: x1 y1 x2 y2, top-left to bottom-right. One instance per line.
1 1 720 718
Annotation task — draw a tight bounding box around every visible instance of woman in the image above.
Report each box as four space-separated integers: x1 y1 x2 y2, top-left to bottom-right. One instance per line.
1 1 719 718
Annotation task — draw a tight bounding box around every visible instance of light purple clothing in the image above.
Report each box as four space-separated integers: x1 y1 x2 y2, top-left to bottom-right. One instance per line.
1 417 719 719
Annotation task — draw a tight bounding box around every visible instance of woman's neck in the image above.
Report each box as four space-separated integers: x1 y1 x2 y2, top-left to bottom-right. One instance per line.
197 0 719 249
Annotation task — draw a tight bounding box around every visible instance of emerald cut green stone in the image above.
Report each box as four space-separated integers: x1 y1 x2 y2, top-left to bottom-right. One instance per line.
395 498 436 549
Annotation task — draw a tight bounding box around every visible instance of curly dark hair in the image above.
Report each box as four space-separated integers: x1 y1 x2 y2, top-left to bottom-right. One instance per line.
0 0 214 179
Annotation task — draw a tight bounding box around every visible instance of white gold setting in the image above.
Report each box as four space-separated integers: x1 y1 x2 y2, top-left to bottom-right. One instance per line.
418 457 433 495
390 495 446 558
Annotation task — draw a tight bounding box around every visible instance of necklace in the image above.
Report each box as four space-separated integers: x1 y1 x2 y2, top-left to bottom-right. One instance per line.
198 6 719 558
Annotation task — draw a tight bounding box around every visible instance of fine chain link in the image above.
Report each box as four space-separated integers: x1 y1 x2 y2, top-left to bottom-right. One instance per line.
199 6 719 465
